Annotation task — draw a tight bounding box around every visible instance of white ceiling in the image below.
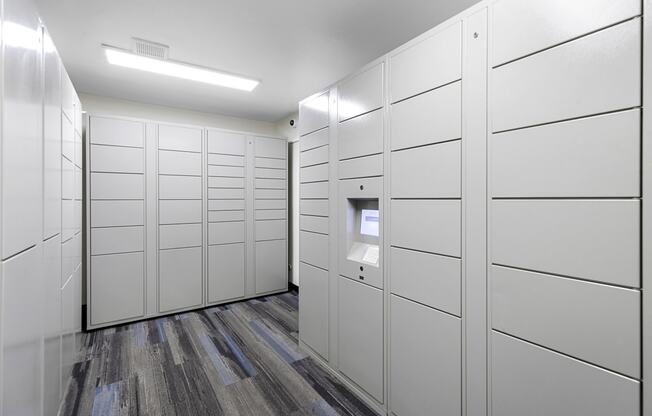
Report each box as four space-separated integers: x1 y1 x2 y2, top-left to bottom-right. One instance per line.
36 0 479 122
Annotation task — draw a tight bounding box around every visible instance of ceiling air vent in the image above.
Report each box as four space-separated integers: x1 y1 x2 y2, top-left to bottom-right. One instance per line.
131 38 169 59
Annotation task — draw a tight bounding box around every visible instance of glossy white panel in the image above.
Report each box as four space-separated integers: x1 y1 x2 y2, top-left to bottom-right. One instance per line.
2 4 42 259
91 226 144 255
62 156 75 200
159 247 203 312
255 178 286 189
208 243 245 303
208 176 245 188
391 140 461 198
390 295 461 416
158 150 202 176
390 247 461 316
208 222 245 245
158 124 202 152
44 37 62 240
299 199 328 217
91 200 144 227
74 131 83 168
62 199 75 242
62 114 74 163
492 110 640 198
492 19 641 132
90 116 144 147
255 136 286 159
338 109 383 161
299 262 329 358
338 63 384 121
300 127 329 152
74 165 83 200
209 199 246 211
207 165 245 177
492 332 639 416
61 235 77 284
391 200 461 257
492 265 640 377
492 0 641 65
43 235 62 415
208 153 245 167
299 231 328 269
208 188 245 200
255 209 286 221
255 157 286 169
299 91 329 136
299 182 327 199
159 223 203 249
492 199 640 287
91 144 144 173
255 167 287 179
159 175 202 199
256 220 286 241
338 154 383 179
159 200 203 224
390 81 461 151
90 172 144 200
300 215 328 235
300 163 328 183
255 240 287 294
256 188 287 200
207 130 246 155
2 246 42 416
209 210 246 222
390 21 462 102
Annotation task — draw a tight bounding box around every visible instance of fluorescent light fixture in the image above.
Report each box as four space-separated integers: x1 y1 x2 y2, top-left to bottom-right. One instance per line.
104 47 259 91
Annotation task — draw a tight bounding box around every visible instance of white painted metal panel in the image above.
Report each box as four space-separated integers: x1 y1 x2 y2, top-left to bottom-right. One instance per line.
300 215 328 235
391 200 461 257
255 157 286 169
62 115 74 163
257 188 287 200
390 21 462 103
492 200 640 287
390 81 462 151
61 234 77 282
90 252 144 325
299 182 328 199
390 247 461 316
255 167 287 179
91 200 144 227
158 150 202 176
255 136 286 159
300 163 329 183
300 199 328 217
338 277 384 402
90 116 144 147
208 188 245 200
338 109 383 160
209 199 246 211
299 262 329 358
300 146 329 168
91 144 144 173
90 172 144 200
74 166 83 200
159 175 202 199
255 210 286 220
391 140 461 198
257 199 287 210
208 165 245 177
339 154 383 179
158 124 202 152
300 127 329 152
43 233 61 415
492 332 639 416
255 178 286 189
256 220 286 241
208 210 246 222
492 19 641 132
208 243 245 303
390 295 461 416
299 91 329 136
492 0 641 66
159 223 203 249
159 247 203 312
208 153 245 167
207 130 245 155
492 265 640 377
91 226 144 255
74 131 83 168
62 199 74 242
339 63 384 121
255 240 287 294
492 110 640 198
300 231 328 269
159 200 202 224
62 157 75 200
208 176 245 188
208 221 245 245
44 50 62 240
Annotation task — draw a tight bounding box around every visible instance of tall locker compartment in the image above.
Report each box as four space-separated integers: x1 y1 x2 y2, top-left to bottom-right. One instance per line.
336 63 385 406
488 1 642 415
206 130 247 304
254 136 288 294
158 124 204 313
387 20 463 416
88 116 146 328
298 91 331 361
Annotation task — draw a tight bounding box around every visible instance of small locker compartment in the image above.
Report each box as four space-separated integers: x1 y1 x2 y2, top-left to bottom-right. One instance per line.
338 109 383 160
158 124 202 152
299 91 329 137
339 154 382 180
209 222 245 245
159 200 202 224
300 145 329 168
91 144 144 173
159 223 202 249
299 262 329 359
90 252 144 325
256 240 287 294
300 127 329 152
208 243 245 304
255 136 286 159
90 226 144 255
390 295 461 416
159 175 202 199
339 177 382 289
158 149 202 176
91 172 144 200
256 219 286 241
90 200 144 227
159 246 203 313
90 116 144 148
338 63 384 122
338 276 384 403
207 130 246 155
300 230 328 270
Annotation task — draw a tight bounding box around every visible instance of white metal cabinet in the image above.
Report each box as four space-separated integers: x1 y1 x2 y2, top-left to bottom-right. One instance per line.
208 243 245 303
299 262 329 359
159 200 202 224
159 223 202 249
90 200 144 227
43 234 62 415
91 144 144 173
207 130 246 155
256 220 286 241
159 150 202 176
300 127 329 152
338 277 384 402
299 231 328 269
159 124 202 152
390 295 461 416
159 247 203 313
255 240 287 294
338 110 383 160
209 222 245 245
339 154 383 179
91 226 144 255
299 91 329 136
90 172 144 200
90 116 144 147
339 64 384 121
300 215 328 235
159 175 202 199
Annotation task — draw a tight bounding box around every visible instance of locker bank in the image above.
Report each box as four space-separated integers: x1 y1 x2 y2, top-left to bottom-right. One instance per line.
0 0 649 415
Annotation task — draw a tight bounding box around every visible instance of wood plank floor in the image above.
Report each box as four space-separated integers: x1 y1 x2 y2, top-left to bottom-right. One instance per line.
60 291 378 416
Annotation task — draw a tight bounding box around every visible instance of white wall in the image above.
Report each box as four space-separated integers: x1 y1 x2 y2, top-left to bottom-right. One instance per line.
276 112 300 142
79 93 279 136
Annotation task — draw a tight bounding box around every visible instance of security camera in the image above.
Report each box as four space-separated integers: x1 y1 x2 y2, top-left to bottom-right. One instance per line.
289 119 296 127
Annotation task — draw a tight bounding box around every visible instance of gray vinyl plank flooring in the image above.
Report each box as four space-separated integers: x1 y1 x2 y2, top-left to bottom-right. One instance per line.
60 291 378 416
